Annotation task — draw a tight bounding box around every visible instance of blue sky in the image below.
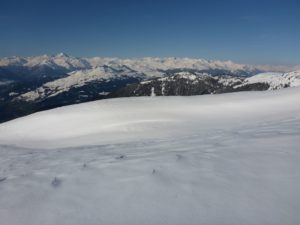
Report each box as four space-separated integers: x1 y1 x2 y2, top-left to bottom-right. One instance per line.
0 0 299 65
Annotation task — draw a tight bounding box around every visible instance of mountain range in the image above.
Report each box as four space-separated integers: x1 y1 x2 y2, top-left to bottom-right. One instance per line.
1 53 300 123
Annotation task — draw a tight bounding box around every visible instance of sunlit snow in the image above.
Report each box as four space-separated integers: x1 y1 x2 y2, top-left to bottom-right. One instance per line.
1 88 300 225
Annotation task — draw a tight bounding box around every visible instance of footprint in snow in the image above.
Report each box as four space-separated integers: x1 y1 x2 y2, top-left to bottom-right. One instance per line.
51 177 62 188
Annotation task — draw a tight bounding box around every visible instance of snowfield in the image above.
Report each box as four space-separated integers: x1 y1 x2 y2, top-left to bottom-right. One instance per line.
1 88 300 225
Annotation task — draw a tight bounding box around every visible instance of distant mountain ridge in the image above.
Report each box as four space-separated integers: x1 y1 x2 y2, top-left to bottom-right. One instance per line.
1 53 299 80
1 53 300 123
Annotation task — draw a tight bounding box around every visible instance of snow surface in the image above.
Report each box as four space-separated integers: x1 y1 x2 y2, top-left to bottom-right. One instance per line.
1 88 300 225
235 71 300 90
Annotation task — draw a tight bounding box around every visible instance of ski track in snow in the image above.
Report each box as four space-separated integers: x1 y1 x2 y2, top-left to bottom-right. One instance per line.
1 88 300 225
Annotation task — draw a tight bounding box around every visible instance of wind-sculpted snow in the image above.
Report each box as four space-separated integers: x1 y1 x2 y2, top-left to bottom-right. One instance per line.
0 88 300 225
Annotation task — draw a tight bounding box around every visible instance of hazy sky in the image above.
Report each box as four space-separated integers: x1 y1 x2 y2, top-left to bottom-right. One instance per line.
0 0 299 65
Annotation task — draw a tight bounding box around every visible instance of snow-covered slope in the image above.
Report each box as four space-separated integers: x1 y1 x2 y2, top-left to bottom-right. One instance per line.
15 71 241 101
284 71 300 87
113 72 244 97
109 71 300 98
0 89 300 225
234 71 300 90
17 65 144 101
2 87 300 148
16 70 300 102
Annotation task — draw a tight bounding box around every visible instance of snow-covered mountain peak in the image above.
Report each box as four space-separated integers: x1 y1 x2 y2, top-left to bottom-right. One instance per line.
1 54 299 77
0 56 27 67
16 65 143 102
55 52 69 58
